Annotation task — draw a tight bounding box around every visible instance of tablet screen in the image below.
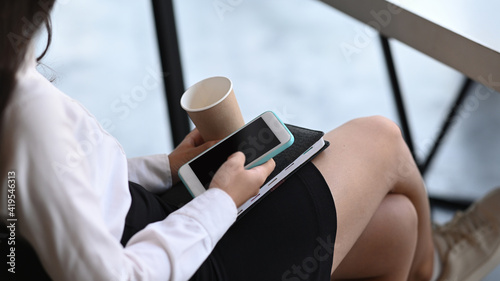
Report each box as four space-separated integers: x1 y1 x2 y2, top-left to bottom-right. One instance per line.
189 117 280 189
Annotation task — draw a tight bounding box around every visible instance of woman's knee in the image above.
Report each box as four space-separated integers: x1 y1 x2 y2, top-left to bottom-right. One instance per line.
331 194 419 279
337 116 409 168
384 194 418 237
377 194 419 278
378 194 419 268
347 115 403 144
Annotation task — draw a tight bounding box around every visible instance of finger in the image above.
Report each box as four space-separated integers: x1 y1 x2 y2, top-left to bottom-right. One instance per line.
268 158 276 170
258 158 276 170
203 140 219 149
251 158 276 176
192 141 217 156
181 129 202 146
177 130 195 147
189 128 206 147
227 151 246 165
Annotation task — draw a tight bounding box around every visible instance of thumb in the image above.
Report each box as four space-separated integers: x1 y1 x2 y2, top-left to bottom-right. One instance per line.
250 158 276 176
227 151 246 164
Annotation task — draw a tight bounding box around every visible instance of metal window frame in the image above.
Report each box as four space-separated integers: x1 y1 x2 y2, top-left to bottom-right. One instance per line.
151 0 191 147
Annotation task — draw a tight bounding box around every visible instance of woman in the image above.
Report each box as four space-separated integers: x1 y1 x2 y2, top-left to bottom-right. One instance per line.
2 1 500 280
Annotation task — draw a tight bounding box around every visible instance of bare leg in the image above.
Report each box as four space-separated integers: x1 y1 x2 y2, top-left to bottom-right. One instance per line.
311 116 434 281
332 194 418 280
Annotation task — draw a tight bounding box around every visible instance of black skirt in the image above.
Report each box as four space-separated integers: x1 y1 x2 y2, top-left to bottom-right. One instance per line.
123 162 337 281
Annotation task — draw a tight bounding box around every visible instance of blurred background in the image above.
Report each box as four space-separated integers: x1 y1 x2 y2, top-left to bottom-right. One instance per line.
38 0 500 278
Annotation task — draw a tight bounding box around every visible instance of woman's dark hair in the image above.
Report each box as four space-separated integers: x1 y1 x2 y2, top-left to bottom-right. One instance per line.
0 0 55 123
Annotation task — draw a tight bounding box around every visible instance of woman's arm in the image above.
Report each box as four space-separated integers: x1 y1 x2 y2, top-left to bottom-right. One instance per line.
3 69 275 279
127 129 217 193
3 89 237 280
4 82 274 280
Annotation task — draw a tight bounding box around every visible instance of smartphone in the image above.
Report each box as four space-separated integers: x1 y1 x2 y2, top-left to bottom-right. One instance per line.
178 111 294 197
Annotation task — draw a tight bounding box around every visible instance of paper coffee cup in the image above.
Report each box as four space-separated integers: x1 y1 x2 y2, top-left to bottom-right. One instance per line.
181 76 245 141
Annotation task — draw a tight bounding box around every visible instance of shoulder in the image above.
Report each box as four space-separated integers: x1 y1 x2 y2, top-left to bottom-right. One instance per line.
5 69 107 145
2 70 78 163
7 70 70 129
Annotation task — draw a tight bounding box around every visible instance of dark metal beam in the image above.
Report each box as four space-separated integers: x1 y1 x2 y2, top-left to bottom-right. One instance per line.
429 196 472 211
419 78 473 175
379 35 418 162
151 0 191 147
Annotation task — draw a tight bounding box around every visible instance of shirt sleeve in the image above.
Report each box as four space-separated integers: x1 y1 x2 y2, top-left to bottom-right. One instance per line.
124 188 236 280
127 154 172 194
2 83 237 280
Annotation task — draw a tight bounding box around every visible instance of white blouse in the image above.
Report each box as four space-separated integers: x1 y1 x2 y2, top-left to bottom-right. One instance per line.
0 56 237 280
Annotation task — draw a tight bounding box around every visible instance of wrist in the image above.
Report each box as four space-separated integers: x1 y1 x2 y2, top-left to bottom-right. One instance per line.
167 154 180 185
209 187 238 210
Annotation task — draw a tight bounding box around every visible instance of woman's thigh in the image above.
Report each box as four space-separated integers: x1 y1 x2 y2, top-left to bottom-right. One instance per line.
312 116 413 272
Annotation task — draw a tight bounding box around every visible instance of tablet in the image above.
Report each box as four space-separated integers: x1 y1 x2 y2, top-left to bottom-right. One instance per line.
178 111 294 197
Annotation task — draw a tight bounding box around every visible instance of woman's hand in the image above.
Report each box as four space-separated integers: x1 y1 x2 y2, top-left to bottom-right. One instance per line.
168 129 218 184
210 152 276 207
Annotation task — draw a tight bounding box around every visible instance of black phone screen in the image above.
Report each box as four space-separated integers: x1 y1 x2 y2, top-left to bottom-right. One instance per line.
189 117 280 189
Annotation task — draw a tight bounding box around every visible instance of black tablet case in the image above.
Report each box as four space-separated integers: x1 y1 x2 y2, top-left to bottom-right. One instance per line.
236 124 330 217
